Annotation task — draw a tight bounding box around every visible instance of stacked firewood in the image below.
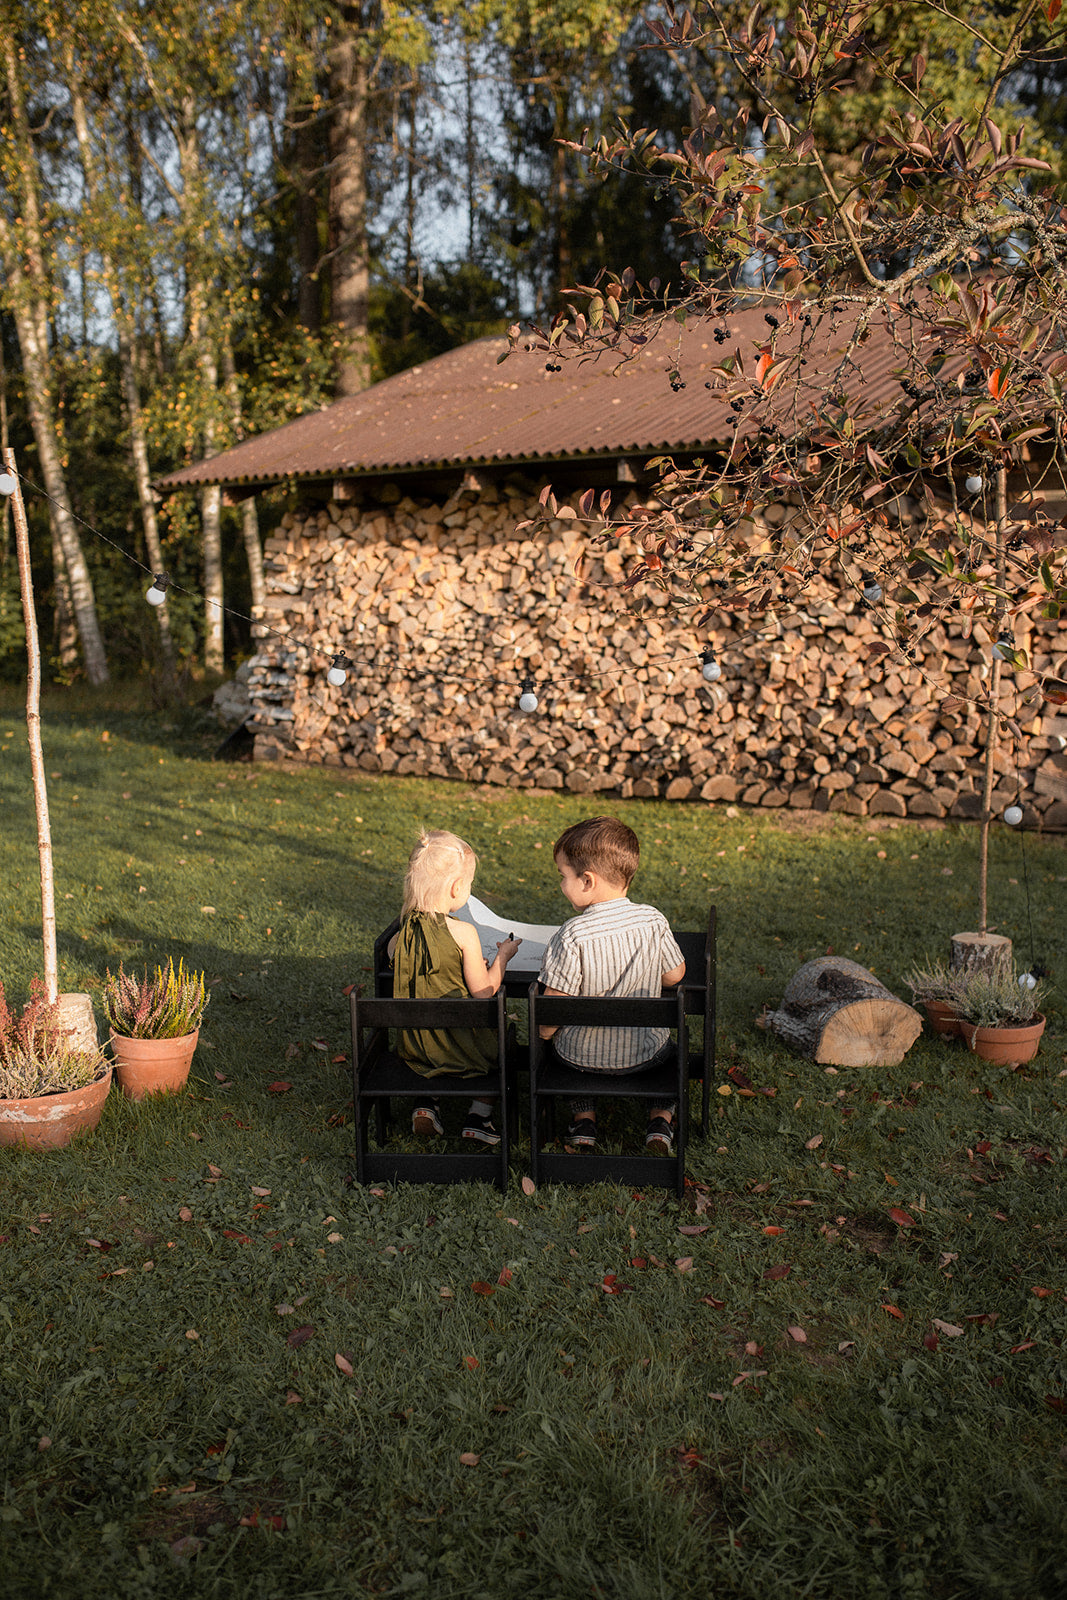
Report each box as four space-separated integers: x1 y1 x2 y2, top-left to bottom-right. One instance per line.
246 482 1067 827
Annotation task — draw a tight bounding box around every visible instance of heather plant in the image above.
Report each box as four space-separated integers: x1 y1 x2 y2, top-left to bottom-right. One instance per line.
0 978 107 1099
103 958 209 1039
955 963 1048 1029
903 960 963 1007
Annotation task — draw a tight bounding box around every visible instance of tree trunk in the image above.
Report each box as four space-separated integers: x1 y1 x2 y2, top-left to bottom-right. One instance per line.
220 335 266 611
949 932 1012 978
762 956 922 1066
328 2 371 397
0 38 108 684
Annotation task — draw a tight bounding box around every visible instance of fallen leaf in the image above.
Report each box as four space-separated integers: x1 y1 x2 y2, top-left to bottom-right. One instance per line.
335 1353 354 1376
1032 1286 1054 1298
1011 1340 1037 1353
326 1232 343 1244
369 1188 385 1198
763 1263 792 1281
787 1325 807 1343
888 1207 916 1227
185 1329 199 1340
521 1176 536 1196
932 1319 965 1338
837 1340 855 1353
459 1452 480 1466
207 1164 223 1178
275 1304 294 1316
251 1186 271 1197
762 1225 784 1236
678 1224 708 1236
285 1391 302 1405
178 1207 193 1222
287 1324 314 1348
223 1229 252 1243
463 1356 479 1370
267 1081 292 1094
471 1281 495 1296
675 1257 694 1272
804 1134 823 1150
700 1294 726 1309
439 1286 454 1299
37 1436 51 1452
169 1536 204 1564
497 1267 512 1286
923 1330 939 1352
881 1304 904 1320
883 1172 899 1187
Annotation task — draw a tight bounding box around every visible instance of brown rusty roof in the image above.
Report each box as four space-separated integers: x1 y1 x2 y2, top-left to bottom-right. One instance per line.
153 302 912 493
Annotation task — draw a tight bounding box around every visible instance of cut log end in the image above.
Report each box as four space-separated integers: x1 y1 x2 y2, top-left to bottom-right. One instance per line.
817 998 923 1067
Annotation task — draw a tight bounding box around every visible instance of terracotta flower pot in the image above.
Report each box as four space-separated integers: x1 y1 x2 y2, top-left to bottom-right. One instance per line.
0 1067 112 1150
109 1029 199 1100
960 1014 1046 1067
923 1000 960 1038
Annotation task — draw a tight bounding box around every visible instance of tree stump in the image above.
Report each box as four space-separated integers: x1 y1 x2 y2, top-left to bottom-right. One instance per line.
949 932 1012 978
761 956 922 1066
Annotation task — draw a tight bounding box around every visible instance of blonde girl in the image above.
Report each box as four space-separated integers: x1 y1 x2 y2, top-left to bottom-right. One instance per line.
391 830 520 1143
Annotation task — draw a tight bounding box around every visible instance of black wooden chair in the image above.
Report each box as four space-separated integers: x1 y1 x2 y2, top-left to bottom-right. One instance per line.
675 903 717 1137
349 990 511 1191
527 984 689 1199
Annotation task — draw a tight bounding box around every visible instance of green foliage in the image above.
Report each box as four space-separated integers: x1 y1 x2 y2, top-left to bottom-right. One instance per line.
0 977 107 1098
955 962 1048 1027
103 958 209 1039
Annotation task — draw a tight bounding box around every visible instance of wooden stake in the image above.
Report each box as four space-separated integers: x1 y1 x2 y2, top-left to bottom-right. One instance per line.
5 447 57 1001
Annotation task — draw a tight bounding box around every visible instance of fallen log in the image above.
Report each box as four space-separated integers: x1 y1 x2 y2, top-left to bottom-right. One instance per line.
761 956 922 1066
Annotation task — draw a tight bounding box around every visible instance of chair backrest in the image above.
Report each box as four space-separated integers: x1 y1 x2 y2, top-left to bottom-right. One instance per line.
351 990 506 1054
528 985 686 1036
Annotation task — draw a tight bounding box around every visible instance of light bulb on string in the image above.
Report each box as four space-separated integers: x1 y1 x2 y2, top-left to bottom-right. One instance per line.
1018 970 1038 991
146 573 170 607
518 679 539 713
1003 804 1023 826
700 648 722 683
964 474 984 495
991 632 1015 664
860 572 883 605
326 651 352 688
0 471 16 497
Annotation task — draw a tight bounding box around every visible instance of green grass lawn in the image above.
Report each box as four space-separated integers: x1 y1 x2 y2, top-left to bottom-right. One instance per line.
0 687 1065 1599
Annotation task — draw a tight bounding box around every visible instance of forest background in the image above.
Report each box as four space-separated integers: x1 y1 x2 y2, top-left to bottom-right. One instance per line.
0 1 1064 690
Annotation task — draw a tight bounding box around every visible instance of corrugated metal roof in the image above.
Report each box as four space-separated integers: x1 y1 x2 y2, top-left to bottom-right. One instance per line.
153 302 914 493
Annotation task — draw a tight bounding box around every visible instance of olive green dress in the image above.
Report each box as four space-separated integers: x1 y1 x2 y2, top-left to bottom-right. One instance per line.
394 910 496 1078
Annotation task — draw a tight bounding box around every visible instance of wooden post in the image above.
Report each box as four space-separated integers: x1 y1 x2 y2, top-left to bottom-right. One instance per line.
978 467 1009 934
4 447 58 1002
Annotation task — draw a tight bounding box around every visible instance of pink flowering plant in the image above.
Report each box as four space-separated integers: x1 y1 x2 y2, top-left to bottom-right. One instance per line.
0 979 107 1100
103 958 209 1040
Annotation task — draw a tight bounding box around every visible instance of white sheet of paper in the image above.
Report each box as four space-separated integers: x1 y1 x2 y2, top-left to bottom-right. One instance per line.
453 894 559 973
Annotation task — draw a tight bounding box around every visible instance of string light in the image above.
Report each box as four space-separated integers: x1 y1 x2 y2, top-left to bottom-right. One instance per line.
0 472 16 497
964 474 984 495
701 648 722 682
991 632 1015 663
1018 970 1037 990
327 652 352 688
1003 804 1023 826
861 572 883 605
518 679 539 712
146 574 170 607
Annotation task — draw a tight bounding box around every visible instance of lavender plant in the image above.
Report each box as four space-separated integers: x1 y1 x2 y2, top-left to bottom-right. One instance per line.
0 979 107 1099
103 958 209 1040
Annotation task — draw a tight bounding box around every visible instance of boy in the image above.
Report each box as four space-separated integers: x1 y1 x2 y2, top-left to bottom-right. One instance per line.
538 817 685 1154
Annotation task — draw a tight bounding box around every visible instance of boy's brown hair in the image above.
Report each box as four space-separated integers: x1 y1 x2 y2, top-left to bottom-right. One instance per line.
553 817 639 889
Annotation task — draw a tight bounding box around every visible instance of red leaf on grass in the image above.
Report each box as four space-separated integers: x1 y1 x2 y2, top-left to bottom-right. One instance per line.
888 1208 916 1227
1011 1340 1037 1353
497 1267 513 1286
335 1353 354 1376
267 1081 292 1094
762 1226 784 1236
678 1225 708 1236
675 1257 694 1273
882 1304 904 1320
923 1330 939 1352
459 1452 480 1466
602 1274 620 1294
700 1295 726 1308
1031 1286 1054 1298
1046 1395 1066 1414
763 1263 792 1281
223 1230 252 1243
471 1281 495 1297
787 1325 807 1343
630 1257 648 1269
463 1356 479 1370
286 1324 315 1348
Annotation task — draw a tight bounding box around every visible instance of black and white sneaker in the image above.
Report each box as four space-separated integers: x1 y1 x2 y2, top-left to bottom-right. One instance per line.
412 1101 443 1136
563 1118 597 1150
645 1116 675 1155
462 1113 501 1146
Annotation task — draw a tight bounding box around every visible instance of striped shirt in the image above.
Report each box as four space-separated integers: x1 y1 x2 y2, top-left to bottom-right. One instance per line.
539 898 685 1071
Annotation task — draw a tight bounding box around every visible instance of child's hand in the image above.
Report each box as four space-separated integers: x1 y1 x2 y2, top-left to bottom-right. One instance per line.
496 936 522 966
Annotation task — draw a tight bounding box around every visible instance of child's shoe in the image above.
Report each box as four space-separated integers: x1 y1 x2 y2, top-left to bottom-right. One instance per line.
645 1116 675 1155
412 1101 443 1136
462 1113 501 1146
564 1118 597 1150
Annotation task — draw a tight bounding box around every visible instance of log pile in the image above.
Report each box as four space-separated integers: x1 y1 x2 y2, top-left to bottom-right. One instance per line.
245 481 1067 827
